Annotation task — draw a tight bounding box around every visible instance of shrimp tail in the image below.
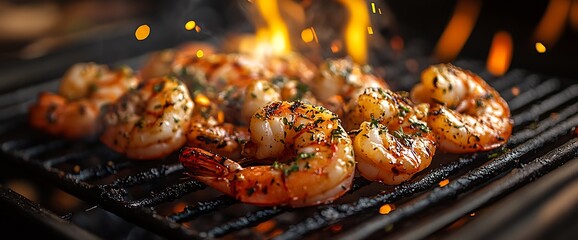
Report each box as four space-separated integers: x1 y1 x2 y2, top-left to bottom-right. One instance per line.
179 147 231 177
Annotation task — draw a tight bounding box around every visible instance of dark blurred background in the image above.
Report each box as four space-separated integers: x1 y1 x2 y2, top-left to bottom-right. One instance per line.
0 0 577 92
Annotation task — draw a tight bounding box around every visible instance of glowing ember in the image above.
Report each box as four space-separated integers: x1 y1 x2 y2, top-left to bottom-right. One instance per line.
533 0 571 48
301 27 317 43
511 87 520 96
371 2 376 13
390 35 404 51
330 40 342 53
330 224 343 232
379 204 394 214
173 202 186 212
439 179 450 187
486 31 513 76
434 0 481 62
470 212 476 217
339 0 370 64
254 220 276 233
195 25 201 32
185 20 196 31
535 42 547 53
135 24 150 41
269 229 283 238
196 49 204 58
254 0 292 56
367 26 374 35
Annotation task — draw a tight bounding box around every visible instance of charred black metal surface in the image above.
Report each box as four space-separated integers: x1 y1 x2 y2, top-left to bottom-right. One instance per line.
1 59 578 240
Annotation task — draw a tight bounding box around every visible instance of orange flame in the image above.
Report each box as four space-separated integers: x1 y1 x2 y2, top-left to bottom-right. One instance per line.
339 0 370 64
434 0 481 62
533 0 571 48
253 0 292 56
571 0 578 30
486 31 513 76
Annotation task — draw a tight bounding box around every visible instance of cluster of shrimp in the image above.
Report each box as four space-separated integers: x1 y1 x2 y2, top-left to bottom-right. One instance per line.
339 63 513 184
29 63 140 139
28 42 512 207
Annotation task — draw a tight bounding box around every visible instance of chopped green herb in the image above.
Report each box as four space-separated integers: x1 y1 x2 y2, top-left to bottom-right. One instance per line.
294 123 306 131
283 164 300 176
298 152 315 159
409 118 430 133
369 117 380 128
398 105 410 117
331 128 344 138
272 161 282 170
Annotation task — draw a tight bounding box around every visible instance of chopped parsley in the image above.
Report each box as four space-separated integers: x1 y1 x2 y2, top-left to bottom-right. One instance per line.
298 152 315 159
398 105 410 117
409 118 430 133
283 163 300 176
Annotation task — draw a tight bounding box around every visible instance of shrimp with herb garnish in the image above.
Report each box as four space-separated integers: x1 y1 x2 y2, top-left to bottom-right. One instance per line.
180 101 355 207
29 63 139 139
100 76 193 160
411 64 513 153
312 58 389 103
347 88 436 184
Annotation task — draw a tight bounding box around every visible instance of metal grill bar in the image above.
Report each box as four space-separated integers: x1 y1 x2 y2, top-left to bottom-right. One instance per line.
125 180 206 208
508 78 560 111
336 113 578 239
513 84 578 126
167 195 237 223
68 161 130 181
14 140 67 160
486 69 527 90
500 75 540 101
110 164 184 188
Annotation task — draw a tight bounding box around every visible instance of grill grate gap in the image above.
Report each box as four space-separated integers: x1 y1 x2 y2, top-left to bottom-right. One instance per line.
124 180 206 208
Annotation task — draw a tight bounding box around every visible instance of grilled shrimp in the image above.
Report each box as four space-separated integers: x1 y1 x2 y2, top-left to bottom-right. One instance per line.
311 58 389 103
266 53 317 83
29 63 139 138
410 64 513 153
100 76 193 160
29 93 100 139
180 101 355 207
140 42 215 80
347 88 436 184
241 80 281 124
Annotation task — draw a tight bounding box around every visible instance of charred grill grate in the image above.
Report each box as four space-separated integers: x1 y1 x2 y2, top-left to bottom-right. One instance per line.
1 59 578 239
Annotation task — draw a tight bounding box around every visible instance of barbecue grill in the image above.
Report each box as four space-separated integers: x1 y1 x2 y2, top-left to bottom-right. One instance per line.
1 0 578 239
